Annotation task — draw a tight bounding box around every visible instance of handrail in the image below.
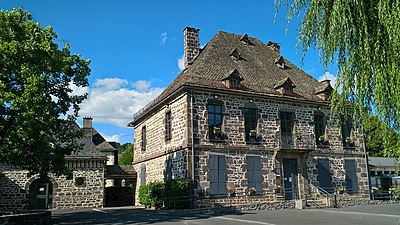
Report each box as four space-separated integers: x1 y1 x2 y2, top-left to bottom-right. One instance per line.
317 186 337 208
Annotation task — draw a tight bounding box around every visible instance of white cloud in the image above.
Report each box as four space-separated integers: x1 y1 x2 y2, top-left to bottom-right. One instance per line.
177 55 185 71
94 78 128 90
318 71 337 88
160 32 167 45
133 80 151 92
101 134 120 143
76 78 164 127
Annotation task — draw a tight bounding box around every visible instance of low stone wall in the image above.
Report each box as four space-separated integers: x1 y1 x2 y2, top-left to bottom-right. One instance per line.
337 199 400 208
195 195 277 208
0 211 51 225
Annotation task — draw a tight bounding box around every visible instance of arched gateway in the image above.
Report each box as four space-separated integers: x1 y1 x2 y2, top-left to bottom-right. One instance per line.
28 177 54 209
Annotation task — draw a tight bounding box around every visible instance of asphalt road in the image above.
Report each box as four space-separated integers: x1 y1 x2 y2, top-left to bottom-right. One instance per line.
52 203 400 225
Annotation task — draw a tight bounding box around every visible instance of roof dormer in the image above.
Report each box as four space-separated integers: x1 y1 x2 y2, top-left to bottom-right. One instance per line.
221 69 244 89
274 56 286 69
240 34 250 45
267 41 280 54
230 48 241 61
274 77 296 95
314 80 333 100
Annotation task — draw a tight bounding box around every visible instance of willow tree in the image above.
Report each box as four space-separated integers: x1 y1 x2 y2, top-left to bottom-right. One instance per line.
0 9 90 175
276 0 400 156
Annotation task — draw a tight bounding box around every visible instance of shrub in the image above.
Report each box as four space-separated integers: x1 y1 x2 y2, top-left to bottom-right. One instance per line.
164 179 193 209
389 187 400 200
138 181 164 208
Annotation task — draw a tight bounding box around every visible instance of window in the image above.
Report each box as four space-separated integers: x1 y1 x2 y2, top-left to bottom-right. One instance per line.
165 111 172 141
230 79 238 87
341 119 354 147
284 85 293 93
280 111 293 135
208 104 223 140
210 155 226 195
140 164 146 185
75 177 85 187
244 108 257 141
314 115 326 145
141 126 146 151
247 156 262 194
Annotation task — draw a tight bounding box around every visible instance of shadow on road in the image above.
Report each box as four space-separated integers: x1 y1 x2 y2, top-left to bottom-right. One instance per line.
52 207 251 225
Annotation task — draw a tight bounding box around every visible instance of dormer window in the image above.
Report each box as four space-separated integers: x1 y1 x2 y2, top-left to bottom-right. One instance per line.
274 56 286 69
284 85 293 93
240 34 250 45
274 77 296 95
230 48 241 61
222 69 244 89
230 78 238 87
314 80 333 101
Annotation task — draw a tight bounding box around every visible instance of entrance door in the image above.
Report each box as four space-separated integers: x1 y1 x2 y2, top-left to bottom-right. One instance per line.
29 178 53 209
317 159 334 193
345 160 359 193
283 158 298 200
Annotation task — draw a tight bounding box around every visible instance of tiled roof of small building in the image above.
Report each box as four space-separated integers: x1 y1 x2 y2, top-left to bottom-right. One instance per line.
131 31 326 125
67 123 116 158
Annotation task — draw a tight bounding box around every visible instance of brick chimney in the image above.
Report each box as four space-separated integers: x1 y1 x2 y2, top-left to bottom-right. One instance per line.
183 27 200 68
83 117 93 129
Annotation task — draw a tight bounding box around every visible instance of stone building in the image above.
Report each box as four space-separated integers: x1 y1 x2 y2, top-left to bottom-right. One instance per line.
129 27 369 204
0 118 134 210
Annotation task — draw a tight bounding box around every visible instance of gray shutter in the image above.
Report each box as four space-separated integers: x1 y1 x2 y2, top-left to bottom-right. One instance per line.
218 156 227 195
345 160 358 193
254 157 262 194
140 164 146 185
210 155 219 195
247 157 255 189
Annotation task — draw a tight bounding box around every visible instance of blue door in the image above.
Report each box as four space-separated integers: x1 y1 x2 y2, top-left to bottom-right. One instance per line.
283 158 297 200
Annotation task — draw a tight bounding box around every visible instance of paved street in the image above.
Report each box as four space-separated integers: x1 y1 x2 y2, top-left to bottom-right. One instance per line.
52 204 400 225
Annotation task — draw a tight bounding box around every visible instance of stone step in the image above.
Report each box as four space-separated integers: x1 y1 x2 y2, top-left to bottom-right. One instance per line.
306 200 327 209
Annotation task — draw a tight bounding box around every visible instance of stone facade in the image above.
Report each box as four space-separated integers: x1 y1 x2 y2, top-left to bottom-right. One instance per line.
132 89 369 205
131 29 369 206
0 159 105 211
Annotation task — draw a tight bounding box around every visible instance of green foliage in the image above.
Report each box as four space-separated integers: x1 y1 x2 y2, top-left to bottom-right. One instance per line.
389 187 400 200
164 179 193 209
275 0 400 157
138 179 193 209
363 115 400 157
0 9 90 175
138 181 164 208
119 144 133 165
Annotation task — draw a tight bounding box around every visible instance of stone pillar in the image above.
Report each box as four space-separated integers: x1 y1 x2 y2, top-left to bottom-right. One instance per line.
183 27 200 68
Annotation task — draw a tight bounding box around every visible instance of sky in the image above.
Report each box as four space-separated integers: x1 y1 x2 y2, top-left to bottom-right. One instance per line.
1 0 337 144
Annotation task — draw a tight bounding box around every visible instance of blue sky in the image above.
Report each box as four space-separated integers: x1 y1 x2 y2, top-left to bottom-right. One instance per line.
2 0 337 144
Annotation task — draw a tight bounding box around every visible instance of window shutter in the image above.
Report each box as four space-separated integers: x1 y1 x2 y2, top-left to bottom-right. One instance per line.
210 155 219 195
218 156 227 195
254 157 262 194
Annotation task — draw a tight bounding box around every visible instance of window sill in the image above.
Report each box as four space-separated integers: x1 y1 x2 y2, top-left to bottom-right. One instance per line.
209 139 226 143
246 141 262 145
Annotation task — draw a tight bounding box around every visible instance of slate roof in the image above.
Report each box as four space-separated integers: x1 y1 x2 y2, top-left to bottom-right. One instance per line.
131 30 329 125
66 123 116 159
369 157 399 168
106 165 136 178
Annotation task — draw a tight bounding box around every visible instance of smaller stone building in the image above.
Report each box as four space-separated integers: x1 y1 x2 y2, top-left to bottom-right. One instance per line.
0 118 129 211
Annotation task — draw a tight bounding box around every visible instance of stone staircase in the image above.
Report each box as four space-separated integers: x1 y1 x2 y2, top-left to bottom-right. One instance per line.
306 199 328 209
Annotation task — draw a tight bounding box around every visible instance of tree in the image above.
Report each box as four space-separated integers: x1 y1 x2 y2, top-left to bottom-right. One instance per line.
275 1 400 156
0 9 90 175
363 115 400 157
119 144 133 165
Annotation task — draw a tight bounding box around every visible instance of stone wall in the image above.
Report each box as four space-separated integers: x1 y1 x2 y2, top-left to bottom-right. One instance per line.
133 93 189 164
196 148 275 197
132 89 368 205
0 160 105 211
